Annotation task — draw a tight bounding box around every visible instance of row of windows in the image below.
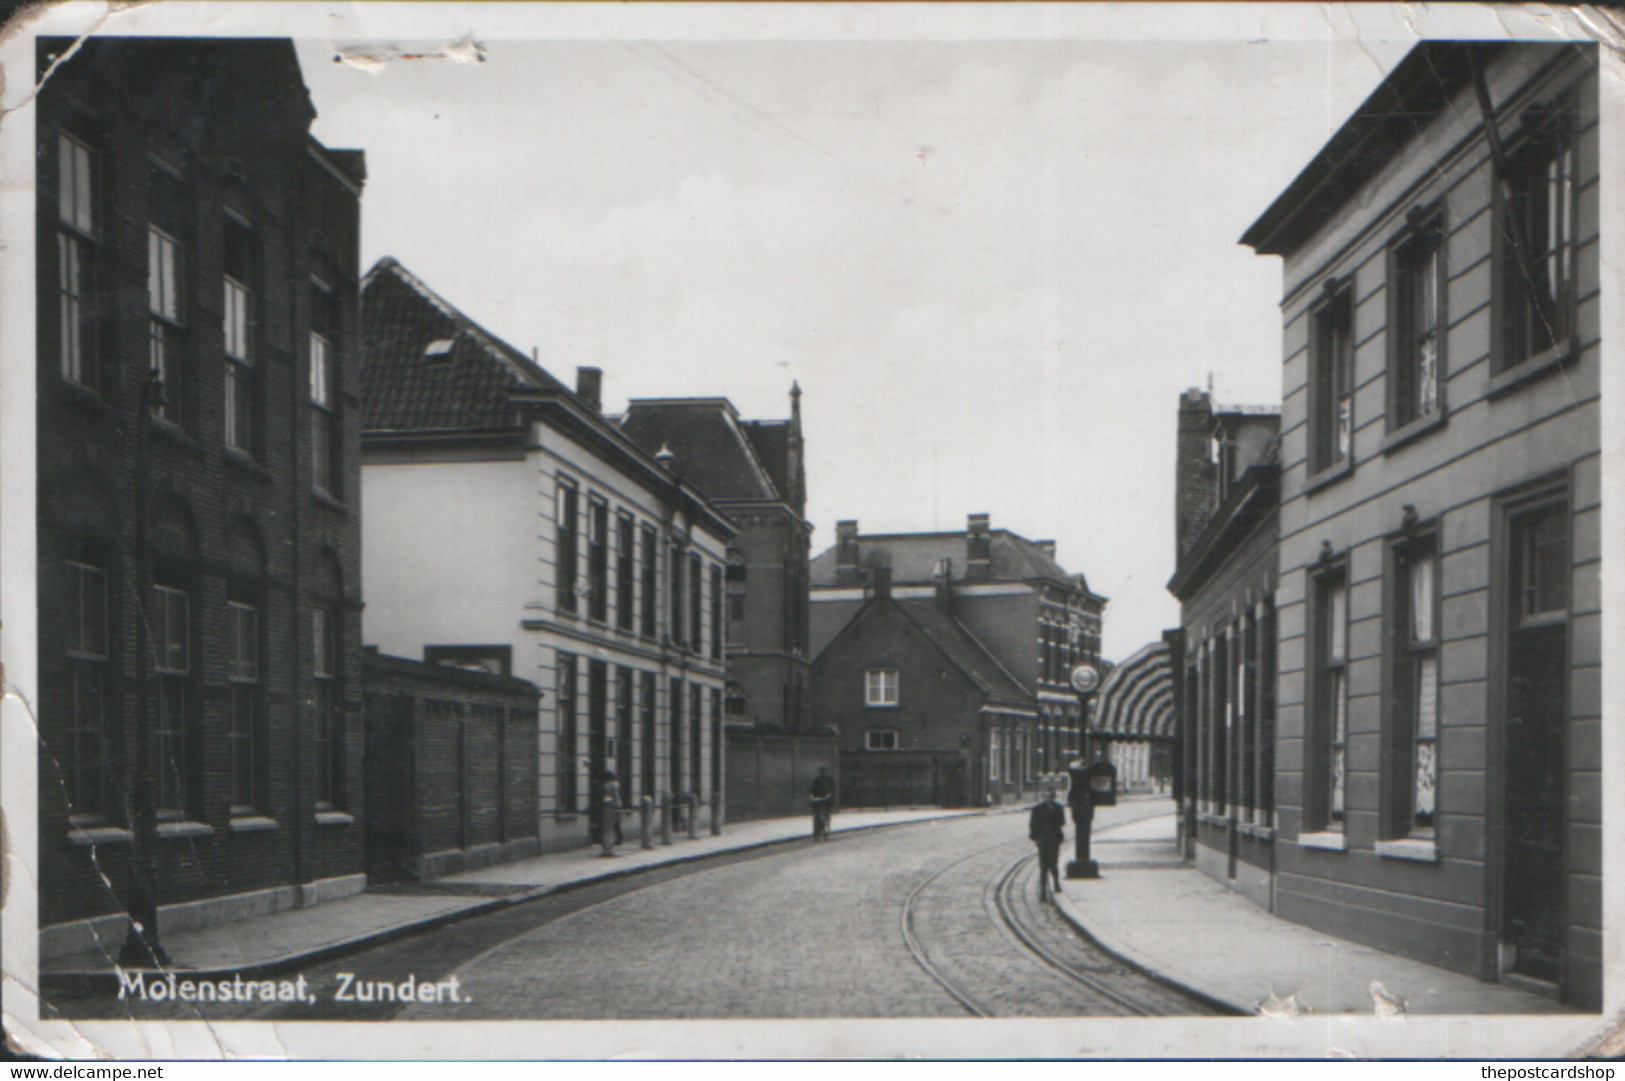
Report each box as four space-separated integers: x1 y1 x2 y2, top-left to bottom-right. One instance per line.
1039 610 1097 686
553 653 721 811
1307 95 1582 479
55 131 344 497
555 479 724 660
987 727 1036 786
1307 499 1567 839
61 557 346 825
1187 599 1277 826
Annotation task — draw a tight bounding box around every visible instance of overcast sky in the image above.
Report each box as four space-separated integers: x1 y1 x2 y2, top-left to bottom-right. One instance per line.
154 3 1572 661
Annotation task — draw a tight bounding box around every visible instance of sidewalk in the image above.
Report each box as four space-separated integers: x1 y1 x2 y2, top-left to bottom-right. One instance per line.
1054 808 1577 1016
42 807 973 993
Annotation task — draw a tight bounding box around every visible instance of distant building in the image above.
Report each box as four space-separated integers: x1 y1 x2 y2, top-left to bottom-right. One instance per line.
810 568 1035 807
1242 42 1600 1006
618 391 813 732
35 38 367 959
1165 389 1281 911
810 514 1105 795
360 258 735 851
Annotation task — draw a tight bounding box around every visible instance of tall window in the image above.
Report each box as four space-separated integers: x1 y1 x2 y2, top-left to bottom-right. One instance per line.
669 677 685 797
640 524 658 639
1310 284 1354 475
309 281 340 497
1391 212 1445 427
152 583 191 816
65 560 109 819
669 545 686 648
710 564 723 659
313 606 340 806
865 668 899 707
616 511 635 632
1314 567 1350 828
989 728 1001 782
1497 103 1578 372
223 215 256 454
1393 538 1439 833
689 552 703 652
616 667 634 804
690 683 703 802
726 553 747 646
587 498 608 623
556 652 578 812
227 601 260 811
58 133 98 389
148 167 186 424
640 671 657 799
556 480 579 615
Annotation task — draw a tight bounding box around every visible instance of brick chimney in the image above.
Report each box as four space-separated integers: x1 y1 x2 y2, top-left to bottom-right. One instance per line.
967 513 991 580
835 520 861 587
1175 388 1217 563
1034 540 1057 559
576 367 603 414
870 564 892 601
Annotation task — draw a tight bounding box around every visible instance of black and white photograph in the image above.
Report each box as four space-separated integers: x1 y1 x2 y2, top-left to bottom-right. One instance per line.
2 0 1619 1061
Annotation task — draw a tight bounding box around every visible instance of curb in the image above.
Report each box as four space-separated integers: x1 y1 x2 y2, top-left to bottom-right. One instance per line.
41 811 980 999
1049 819 1253 1018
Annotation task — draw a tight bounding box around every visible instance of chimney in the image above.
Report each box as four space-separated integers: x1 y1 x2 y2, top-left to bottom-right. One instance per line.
933 557 953 613
870 564 892 601
786 382 805 516
1175 388 1218 564
835 520 861 587
967 513 992 580
576 367 603 414
1034 540 1057 559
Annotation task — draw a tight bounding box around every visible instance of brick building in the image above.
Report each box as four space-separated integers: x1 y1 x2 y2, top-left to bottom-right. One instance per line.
811 568 1035 808
811 514 1106 779
1165 390 1281 910
1242 42 1601 1006
362 651 541 881
35 38 366 960
360 259 735 851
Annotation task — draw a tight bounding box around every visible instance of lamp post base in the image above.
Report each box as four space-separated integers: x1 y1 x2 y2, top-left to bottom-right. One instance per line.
1065 859 1100 880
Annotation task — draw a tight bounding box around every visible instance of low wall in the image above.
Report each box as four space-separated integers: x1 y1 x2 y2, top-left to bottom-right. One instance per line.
725 727 838 822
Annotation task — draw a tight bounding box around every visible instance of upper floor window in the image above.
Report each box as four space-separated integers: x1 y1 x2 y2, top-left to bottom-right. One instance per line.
669 544 686 649
556 479 579 615
865 667 899 707
309 280 341 498
1496 101 1579 373
710 563 723 659
1389 212 1446 429
148 165 187 426
587 497 608 623
58 133 98 390
223 215 256 455
688 551 703 653
1309 283 1354 476
616 511 635 632
639 524 658 639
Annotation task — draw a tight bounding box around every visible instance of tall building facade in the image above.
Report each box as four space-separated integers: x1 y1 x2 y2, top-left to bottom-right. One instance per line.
1165 390 1281 910
360 259 735 851
36 38 367 958
1243 42 1601 1007
618 390 813 732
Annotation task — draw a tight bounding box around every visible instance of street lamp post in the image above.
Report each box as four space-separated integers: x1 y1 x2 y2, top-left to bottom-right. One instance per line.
119 370 170 968
1064 663 1100 880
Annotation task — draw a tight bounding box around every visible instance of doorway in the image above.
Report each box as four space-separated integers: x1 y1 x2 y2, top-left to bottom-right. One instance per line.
1501 499 1568 984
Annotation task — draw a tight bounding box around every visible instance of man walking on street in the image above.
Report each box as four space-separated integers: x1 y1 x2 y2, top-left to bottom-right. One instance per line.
810 765 836 841
1029 787 1066 901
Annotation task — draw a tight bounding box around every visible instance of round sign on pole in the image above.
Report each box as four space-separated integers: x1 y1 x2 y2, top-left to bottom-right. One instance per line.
1070 663 1100 694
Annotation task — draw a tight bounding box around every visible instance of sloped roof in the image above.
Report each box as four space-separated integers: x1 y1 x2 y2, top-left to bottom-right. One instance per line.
619 400 781 503
740 420 793 501
362 257 569 433
1093 641 1174 741
809 529 1092 595
893 600 1033 710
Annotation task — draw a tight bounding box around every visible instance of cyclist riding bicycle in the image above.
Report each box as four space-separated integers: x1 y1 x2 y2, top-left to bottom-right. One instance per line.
809 765 836 841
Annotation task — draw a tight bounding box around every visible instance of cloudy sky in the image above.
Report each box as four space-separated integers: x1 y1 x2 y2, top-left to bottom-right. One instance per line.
52 2 1571 661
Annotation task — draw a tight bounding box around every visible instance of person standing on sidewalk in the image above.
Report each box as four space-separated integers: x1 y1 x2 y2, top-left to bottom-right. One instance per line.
1028 788 1066 901
809 765 836 841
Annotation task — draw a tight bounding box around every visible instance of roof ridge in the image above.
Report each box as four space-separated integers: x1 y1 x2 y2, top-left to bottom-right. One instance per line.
895 599 1030 703
364 256 563 393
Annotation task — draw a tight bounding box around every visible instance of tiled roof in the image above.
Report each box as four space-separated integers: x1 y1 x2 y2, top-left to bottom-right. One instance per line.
809 529 1091 594
362 257 569 433
619 400 781 503
894 600 1033 710
740 420 793 502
